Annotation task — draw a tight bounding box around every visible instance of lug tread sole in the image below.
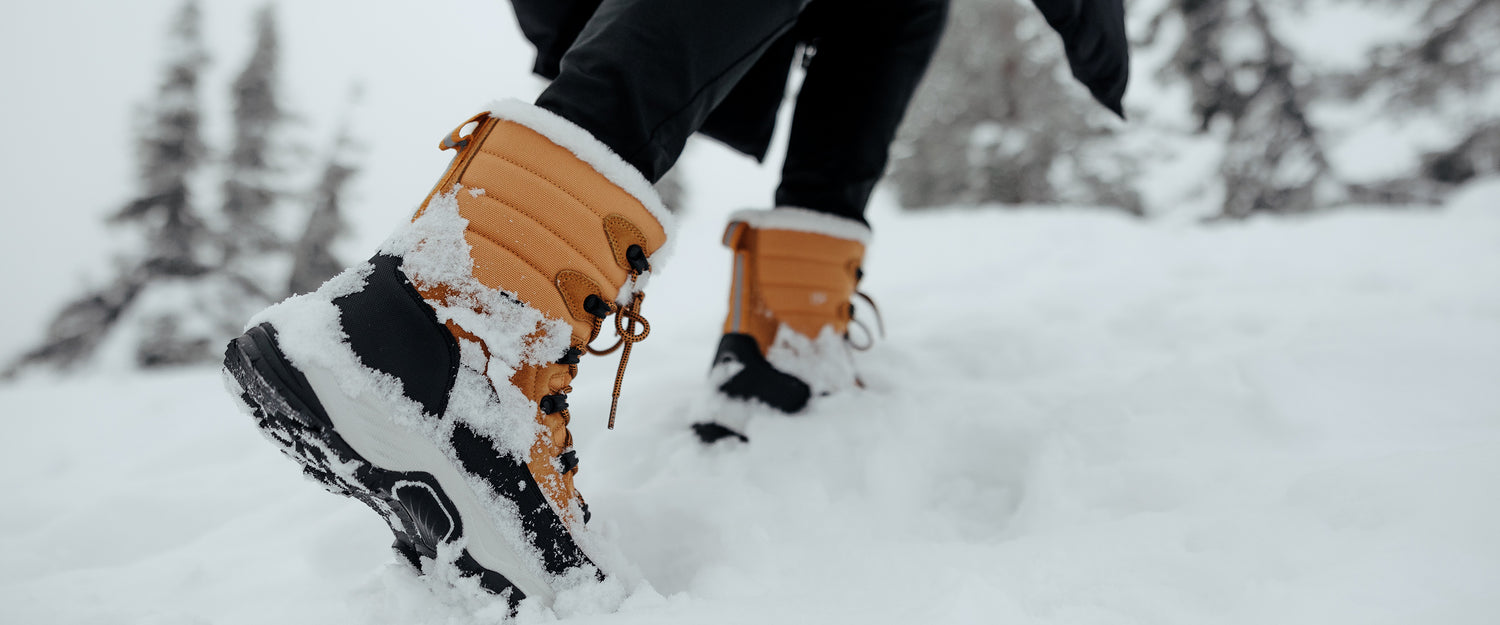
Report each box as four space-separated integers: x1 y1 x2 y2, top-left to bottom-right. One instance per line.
221 326 522 608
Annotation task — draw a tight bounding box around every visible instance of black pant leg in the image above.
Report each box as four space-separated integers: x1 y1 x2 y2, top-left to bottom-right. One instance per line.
536 0 809 183
775 0 950 224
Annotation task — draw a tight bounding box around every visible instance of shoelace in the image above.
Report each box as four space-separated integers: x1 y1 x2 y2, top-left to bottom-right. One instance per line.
846 290 885 351
585 293 651 429
541 294 648 525
542 252 652 496
543 291 650 497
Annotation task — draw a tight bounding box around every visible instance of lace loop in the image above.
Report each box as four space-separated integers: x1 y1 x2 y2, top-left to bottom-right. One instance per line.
605 293 649 429
572 291 654 429
615 302 650 342
854 290 885 338
847 317 876 351
846 290 885 351
585 334 624 356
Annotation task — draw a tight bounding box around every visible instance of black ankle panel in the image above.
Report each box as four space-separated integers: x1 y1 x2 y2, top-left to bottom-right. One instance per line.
332 254 460 417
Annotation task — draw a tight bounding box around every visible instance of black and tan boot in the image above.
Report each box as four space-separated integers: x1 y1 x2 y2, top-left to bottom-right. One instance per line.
706 208 874 418
221 101 672 608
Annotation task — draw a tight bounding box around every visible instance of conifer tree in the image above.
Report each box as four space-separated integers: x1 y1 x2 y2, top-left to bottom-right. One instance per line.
287 125 358 296
113 0 213 275
1145 0 1340 219
221 5 287 259
890 0 1138 213
1344 0 1500 199
0 275 146 378
3 0 212 376
117 0 236 368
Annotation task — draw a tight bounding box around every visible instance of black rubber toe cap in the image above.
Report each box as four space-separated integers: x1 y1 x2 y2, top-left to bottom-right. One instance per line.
711 333 811 414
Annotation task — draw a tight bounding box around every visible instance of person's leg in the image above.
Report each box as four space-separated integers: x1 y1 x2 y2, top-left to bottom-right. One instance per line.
775 0 950 224
537 0 810 183
700 0 948 429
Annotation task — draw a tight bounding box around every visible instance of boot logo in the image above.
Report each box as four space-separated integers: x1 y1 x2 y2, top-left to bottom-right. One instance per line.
392 480 457 543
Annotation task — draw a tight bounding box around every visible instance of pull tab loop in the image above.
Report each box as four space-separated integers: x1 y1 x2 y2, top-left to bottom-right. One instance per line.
440 112 490 151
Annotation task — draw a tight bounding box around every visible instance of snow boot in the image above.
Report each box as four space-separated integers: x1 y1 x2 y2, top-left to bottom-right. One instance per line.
705 208 874 419
221 101 671 608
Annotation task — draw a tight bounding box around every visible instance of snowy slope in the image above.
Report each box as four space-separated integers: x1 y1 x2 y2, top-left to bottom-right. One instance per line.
4 179 1499 624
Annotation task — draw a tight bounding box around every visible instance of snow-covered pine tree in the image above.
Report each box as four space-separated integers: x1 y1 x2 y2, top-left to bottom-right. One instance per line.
112 0 250 368
286 124 358 296
220 5 287 260
3 0 216 376
889 0 1139 213
0 275 146 378
113 0 213 277
1341 0 1500 201
1144 0 1341 219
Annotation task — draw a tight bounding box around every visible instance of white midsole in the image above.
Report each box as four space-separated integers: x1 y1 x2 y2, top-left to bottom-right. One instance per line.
297 364 556 605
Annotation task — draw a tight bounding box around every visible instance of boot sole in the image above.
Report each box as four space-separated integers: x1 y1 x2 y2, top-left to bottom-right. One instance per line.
222 323 543 608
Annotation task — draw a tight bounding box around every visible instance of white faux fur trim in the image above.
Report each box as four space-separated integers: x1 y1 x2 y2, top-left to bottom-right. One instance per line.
727 207 872 244
486 99 677 265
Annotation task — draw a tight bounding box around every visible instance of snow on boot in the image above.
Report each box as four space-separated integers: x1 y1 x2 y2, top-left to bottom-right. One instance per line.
704 207 874 425
220 101 672 609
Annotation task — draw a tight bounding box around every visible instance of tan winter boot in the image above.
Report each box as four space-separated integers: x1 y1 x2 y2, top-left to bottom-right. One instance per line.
221 101 671 608
706 208 874 417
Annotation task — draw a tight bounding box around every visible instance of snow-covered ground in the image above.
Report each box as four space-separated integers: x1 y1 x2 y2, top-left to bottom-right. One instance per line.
4 1 1498 621
4 178 1499 624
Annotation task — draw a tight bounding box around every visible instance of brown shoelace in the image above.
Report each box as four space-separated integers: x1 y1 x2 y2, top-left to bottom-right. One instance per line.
847 290 885 351
585 293 651 429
